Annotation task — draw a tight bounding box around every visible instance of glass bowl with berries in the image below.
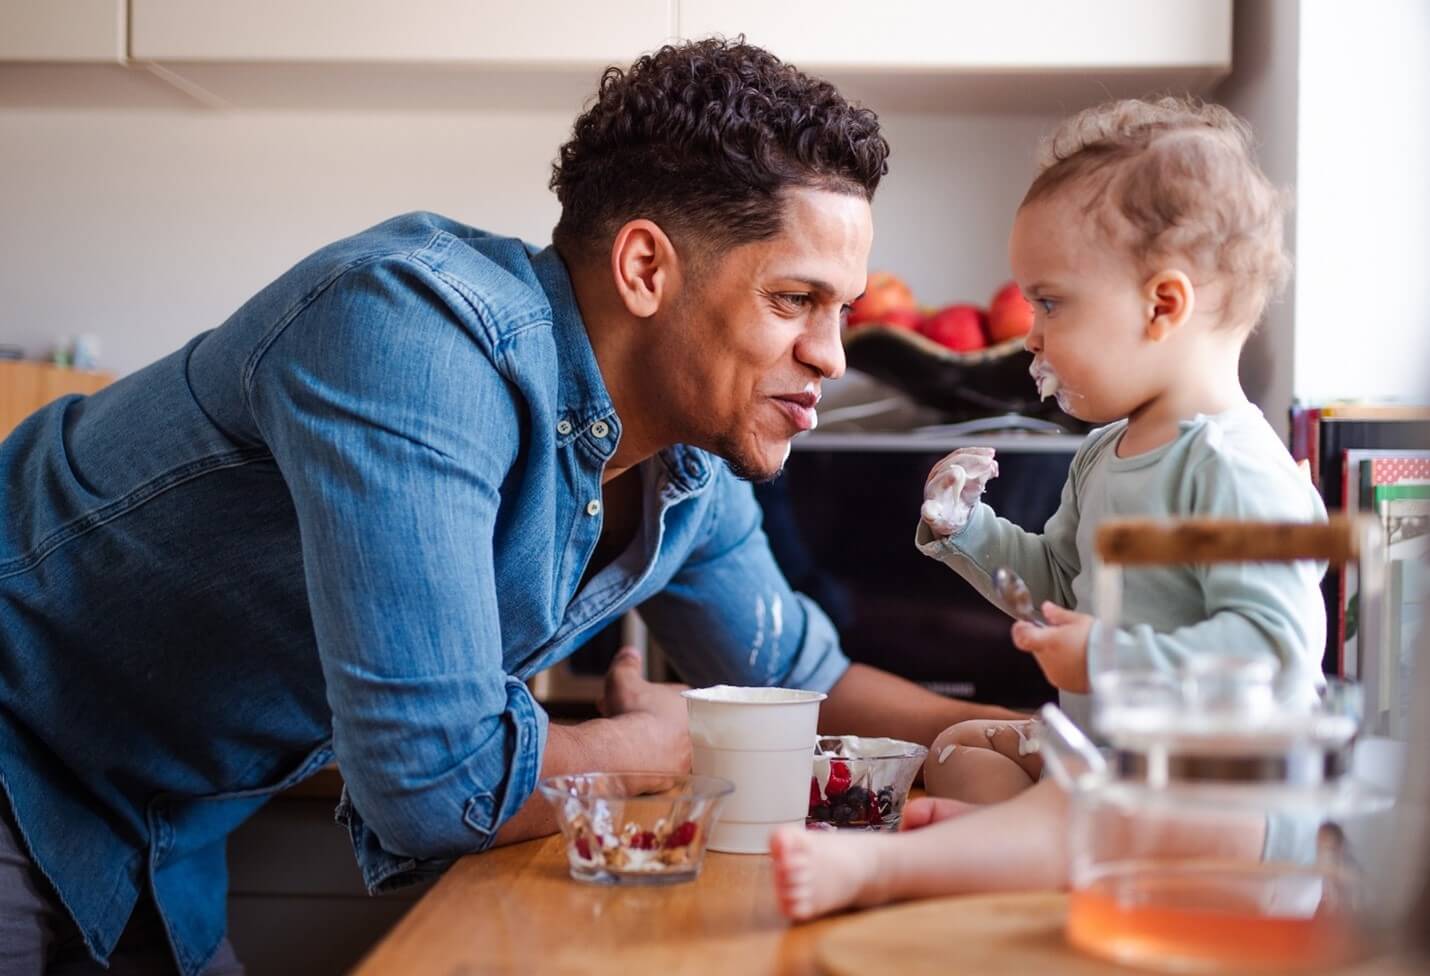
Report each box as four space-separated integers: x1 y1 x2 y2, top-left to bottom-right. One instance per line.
538 772 734 885
808 736 928 831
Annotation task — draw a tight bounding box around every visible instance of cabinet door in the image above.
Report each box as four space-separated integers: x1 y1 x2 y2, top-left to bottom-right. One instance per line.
131 0 672 65
677 0 1230 70
0 0 124 61
0 362 112 440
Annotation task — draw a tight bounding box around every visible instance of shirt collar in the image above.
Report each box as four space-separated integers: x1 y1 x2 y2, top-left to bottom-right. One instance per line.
531 245 616 432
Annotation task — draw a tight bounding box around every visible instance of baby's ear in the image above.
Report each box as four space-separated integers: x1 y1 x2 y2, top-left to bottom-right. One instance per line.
1143 269 1195 341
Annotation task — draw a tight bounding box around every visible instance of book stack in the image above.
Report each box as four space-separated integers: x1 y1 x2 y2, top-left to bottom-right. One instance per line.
1291 403 1429 738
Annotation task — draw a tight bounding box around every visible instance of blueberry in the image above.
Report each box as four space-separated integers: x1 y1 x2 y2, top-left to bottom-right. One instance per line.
831 803 853 824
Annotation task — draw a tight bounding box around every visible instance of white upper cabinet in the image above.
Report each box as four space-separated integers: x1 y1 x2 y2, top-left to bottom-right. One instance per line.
677 0 1231 71
130 0 674 66
0 0 124 62
10 0 1232 110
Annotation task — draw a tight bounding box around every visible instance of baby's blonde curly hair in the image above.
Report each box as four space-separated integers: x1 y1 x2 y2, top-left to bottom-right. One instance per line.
1023 96 1290 332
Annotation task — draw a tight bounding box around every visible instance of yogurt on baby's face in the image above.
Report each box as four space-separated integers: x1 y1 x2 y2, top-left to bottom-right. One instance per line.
1029 358 1061 400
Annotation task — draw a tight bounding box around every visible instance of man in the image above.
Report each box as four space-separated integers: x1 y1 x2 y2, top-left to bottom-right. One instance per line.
0 39 1016 975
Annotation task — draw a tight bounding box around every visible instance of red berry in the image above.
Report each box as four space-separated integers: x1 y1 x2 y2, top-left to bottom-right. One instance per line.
809 776 822 811
664 820 697 849
631 831 658 850
825 759 851 798
575 835 592 860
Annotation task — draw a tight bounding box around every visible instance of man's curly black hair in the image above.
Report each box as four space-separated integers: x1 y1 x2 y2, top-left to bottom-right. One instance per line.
550 37 890 262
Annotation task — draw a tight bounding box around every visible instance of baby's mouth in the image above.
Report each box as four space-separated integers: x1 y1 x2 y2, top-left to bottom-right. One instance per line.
1029 359 1061 401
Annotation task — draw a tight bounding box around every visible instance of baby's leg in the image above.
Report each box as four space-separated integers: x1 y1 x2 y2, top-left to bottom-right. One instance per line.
770 779 1070 921
923 720 1043 804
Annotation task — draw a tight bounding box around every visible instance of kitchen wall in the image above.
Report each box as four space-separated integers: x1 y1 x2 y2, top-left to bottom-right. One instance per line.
1214 0 1300 440
0 97 1057 379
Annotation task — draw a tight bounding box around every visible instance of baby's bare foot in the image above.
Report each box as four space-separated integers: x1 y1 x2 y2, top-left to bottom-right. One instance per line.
769 827 888 922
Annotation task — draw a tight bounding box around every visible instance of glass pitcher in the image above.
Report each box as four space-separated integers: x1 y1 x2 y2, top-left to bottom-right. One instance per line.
1039 514 1398 973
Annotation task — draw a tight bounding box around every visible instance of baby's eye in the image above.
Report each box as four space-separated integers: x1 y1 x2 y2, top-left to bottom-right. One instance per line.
1036 297 1057 314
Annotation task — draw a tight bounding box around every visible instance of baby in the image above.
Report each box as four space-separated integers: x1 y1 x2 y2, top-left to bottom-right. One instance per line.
770 95 1328 920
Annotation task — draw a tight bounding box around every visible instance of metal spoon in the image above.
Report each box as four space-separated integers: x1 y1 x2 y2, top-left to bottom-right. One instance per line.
993 567 1046 627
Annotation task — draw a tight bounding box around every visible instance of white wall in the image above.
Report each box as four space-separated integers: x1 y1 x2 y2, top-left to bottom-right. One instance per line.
0 102 1057 378
1215 0 1300 440
0 107 571 375
1295 0 1430 403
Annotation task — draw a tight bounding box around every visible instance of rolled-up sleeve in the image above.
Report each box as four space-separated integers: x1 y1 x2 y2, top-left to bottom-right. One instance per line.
638 467 850 694
247 256 547 890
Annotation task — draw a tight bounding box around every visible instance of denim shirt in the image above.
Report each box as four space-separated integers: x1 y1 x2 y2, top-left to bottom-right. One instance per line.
0 212 849 975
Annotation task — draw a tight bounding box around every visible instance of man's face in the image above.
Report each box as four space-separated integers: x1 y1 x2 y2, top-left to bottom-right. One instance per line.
664 187 872 482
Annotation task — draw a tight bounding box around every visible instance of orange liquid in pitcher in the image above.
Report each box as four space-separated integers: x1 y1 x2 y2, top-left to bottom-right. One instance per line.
1067 862 1359 972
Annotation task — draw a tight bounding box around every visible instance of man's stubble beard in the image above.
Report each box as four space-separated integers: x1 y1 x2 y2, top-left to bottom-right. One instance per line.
665 276 789 485
712 428 789 484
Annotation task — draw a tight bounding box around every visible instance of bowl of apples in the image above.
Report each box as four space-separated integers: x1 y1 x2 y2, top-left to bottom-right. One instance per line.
842 273 1077 426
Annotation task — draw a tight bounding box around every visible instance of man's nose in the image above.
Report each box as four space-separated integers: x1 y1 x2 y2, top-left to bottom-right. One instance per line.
799 312 846 380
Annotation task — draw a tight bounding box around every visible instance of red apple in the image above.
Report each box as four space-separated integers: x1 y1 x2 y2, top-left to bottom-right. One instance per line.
879 307 924 331
920 304 987 352
847 271 916 327
988 281 1035 343
846 306 922 332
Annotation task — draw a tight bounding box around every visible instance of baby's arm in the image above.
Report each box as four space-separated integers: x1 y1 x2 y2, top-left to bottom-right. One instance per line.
915 450 1082 617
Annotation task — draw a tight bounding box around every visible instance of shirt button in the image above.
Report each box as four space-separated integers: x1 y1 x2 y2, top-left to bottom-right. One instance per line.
556 420 573 436
586 499 601 517
591 420 610 439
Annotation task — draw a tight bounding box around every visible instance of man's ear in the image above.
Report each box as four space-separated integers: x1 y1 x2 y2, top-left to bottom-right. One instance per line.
1143 269 1195 341
610 219 680 319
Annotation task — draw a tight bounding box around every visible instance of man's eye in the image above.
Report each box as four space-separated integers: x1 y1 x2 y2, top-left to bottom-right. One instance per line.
779 293 812 308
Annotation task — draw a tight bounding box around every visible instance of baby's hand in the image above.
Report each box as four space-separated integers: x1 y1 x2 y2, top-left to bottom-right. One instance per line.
920 447 998 537
1011 603 1093 694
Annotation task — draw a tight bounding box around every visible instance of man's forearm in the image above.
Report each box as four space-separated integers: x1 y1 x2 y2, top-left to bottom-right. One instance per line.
819 663 1025 746
490 714 666 847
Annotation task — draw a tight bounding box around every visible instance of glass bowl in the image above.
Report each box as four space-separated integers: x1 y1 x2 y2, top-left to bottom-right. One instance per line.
537 772 734 885
807 736 929 830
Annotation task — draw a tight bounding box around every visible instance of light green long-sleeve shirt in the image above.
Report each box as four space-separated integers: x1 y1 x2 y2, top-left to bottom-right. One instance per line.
916 403 1328 723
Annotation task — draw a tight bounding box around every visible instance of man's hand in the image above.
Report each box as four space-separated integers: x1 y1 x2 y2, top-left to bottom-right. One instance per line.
598 646 692 772
1010 602 1093 694
920 447 998 538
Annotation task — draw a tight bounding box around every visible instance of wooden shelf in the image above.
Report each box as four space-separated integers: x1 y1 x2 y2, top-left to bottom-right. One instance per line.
0 361 112 440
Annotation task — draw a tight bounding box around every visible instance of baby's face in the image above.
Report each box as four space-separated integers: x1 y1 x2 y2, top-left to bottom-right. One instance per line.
1009 196 1167 424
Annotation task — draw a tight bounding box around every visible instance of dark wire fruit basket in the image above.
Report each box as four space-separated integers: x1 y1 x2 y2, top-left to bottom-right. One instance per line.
843 324 1087 430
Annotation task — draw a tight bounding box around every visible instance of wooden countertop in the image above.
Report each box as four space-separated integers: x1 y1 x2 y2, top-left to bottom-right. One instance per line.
351 831 845 975
349 823 1425 976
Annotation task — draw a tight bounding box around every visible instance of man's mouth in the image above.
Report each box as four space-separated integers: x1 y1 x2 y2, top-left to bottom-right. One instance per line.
771 389 820 432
